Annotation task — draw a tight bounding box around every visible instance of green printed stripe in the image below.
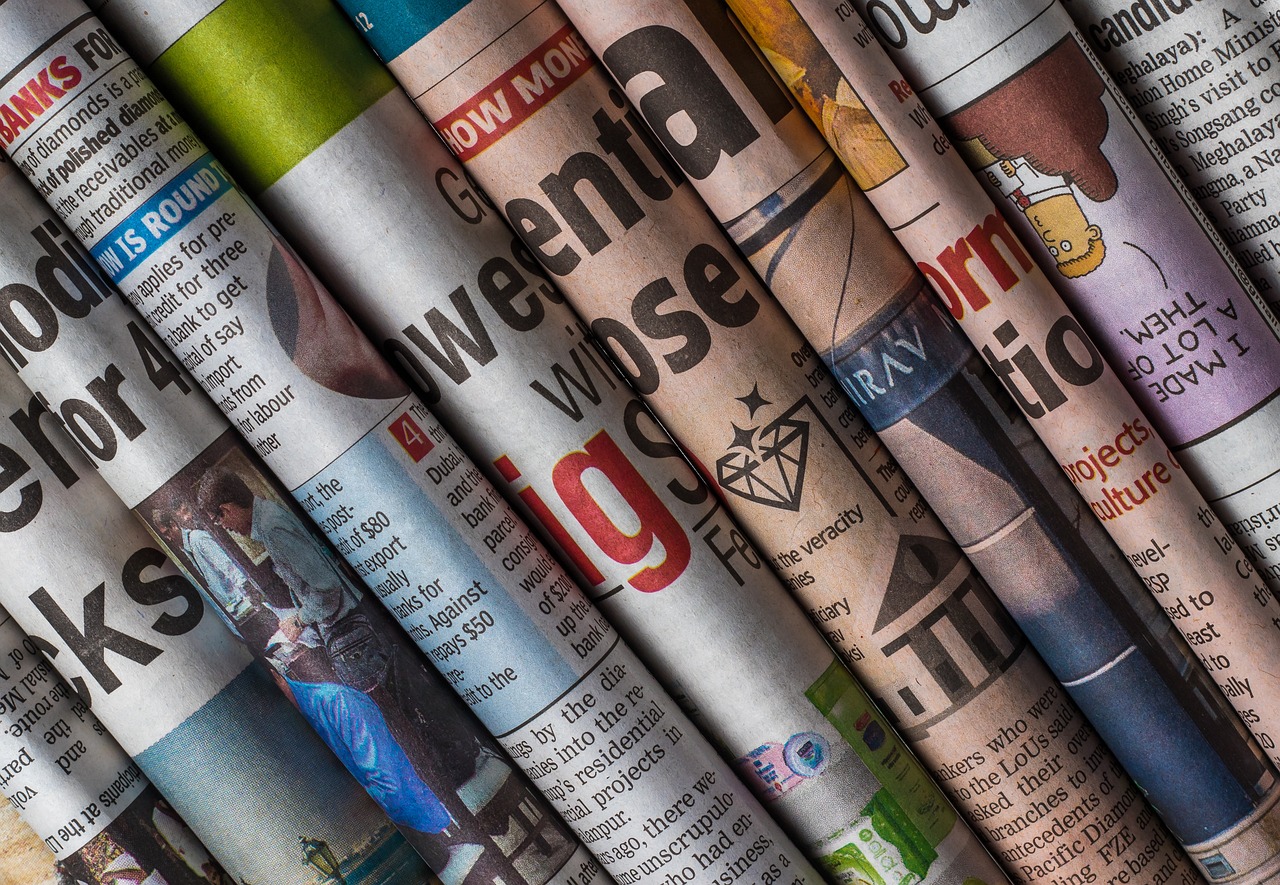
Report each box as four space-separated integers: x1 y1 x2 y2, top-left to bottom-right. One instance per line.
151 0 394 193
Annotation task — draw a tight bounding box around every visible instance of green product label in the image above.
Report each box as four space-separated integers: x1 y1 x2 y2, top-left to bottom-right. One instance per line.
151 0 395 193
824 841 889 885
863 790 937 880
806 660 956 850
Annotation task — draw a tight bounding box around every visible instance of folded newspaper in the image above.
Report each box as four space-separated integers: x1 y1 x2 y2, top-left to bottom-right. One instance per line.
0 603 232 884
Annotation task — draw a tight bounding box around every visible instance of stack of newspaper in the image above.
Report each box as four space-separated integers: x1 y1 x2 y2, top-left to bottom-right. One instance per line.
1 1 1279 884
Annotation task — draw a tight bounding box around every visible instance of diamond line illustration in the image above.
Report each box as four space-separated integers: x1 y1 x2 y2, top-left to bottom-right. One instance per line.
718 397 810 511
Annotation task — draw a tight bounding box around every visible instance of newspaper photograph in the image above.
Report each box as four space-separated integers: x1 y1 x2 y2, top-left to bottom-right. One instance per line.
1 805 58 885
1058 0 1280 601
718 1 1280 881
0 605 232 884
0 214 431 885
0 5 827 885
0 102 563 885
0 348 422 885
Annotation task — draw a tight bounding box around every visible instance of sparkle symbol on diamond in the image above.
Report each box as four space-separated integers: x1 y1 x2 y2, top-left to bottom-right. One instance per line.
730 423 758 452
736 383 772 418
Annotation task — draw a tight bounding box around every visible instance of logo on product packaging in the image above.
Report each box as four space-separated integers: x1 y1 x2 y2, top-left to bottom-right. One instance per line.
736 731 830 797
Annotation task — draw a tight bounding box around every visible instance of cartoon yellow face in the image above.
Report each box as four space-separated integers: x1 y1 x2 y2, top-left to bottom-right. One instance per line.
1026 193 1105 278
